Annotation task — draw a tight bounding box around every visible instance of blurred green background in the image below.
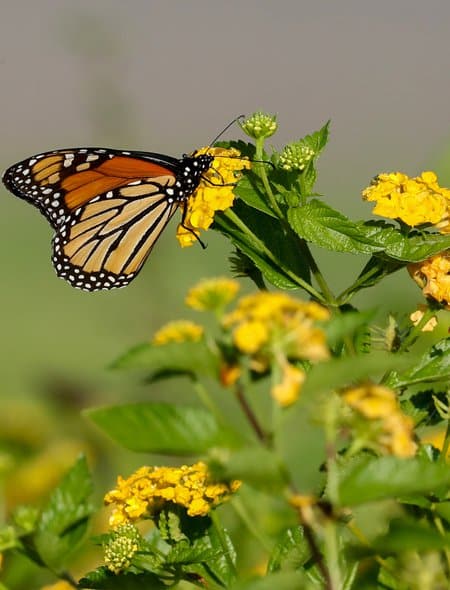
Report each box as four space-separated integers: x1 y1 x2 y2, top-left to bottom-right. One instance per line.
1 1 450 586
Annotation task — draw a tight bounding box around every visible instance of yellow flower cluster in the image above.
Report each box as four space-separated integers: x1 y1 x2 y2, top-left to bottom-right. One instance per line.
152 320 204 345
342 384 417 458
176 147 250 247
185 277 240 311
408 252 450 310
104 462 241 527
223 292 330 406
362 171 450 228
224 292 330 360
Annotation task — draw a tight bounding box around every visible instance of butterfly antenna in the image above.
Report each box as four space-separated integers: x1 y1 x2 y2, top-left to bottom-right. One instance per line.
208 115 245 146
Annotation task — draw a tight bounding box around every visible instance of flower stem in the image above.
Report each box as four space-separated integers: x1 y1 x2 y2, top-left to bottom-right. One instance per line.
234 382 268 445
222 208 326 303
254 137 284 218
323 394 343 589
398 306 436 352
193 380 223 423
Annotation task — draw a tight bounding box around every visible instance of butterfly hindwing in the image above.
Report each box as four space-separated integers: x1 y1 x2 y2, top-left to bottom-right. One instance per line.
52 181 178 290
3 147 214 290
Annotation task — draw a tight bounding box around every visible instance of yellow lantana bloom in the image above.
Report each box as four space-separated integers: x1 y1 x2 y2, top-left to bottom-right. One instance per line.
185 277 240 311
176 147 250 247
105 462 240 527
152 320 204 345
271 363 306 407
342 383 417 458
408 251 450 310
362 171 450 228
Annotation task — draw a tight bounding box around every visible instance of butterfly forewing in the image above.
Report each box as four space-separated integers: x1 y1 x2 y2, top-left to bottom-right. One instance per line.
3 147 213 291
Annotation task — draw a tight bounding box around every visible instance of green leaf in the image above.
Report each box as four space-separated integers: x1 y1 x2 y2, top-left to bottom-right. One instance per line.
214 200 310 290
268 526 311 573
288 199 381 255
236 173 277 217
182 523 237 588
340 256 404 301
360 221 450 262
387 338 450 388
288 199 450 261
301 352 415 403
86 402 243 455
79 567 166 590
111 340 219 380
372 519 450 553
301 121 330 155
339 455 450 506
34 456 93 571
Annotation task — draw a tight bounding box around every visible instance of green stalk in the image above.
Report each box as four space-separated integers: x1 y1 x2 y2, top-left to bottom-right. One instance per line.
323 394 343 589
398 306 436 352
254 137 284 218
254 139 335 304
192 380 223 423
222 208 326 303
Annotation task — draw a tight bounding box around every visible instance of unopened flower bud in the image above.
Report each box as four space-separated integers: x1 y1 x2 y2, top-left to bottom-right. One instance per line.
240 112 277 139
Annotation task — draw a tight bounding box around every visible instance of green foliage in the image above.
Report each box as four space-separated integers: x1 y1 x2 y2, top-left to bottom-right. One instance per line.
87 402 244 454
3 112 450 590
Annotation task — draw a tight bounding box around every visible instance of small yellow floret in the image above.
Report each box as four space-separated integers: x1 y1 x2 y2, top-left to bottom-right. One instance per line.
186 277 240 311
271 363 306 407
408 252 450 310
105 462 240 526
362 171 450 228
176 147 250 247
152 320 204 345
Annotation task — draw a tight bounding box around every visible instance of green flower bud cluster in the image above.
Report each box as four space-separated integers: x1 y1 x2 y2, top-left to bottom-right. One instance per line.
279 143 315 172
104 523 141 574
240 111 277 139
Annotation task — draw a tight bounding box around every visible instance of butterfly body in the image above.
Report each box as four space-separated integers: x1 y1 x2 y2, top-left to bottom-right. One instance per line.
3 148 214 291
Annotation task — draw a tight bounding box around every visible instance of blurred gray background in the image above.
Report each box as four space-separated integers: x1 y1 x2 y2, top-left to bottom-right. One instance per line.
1 0 450 397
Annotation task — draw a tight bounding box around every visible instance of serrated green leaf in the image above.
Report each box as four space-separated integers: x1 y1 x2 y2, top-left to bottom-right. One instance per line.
111 340 219 380
86 402 243 455
235 173 277 217
360 221 450 262
34 456 93 571
387 338 450 388
339 455 450 506
301 121 330 154
268 526 311 573
184 525 237 588
214 200 310 290
288 199 450 261
288 200 381 255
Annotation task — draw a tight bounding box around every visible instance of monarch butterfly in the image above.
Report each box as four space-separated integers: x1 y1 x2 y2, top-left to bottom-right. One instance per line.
2 147 215 291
